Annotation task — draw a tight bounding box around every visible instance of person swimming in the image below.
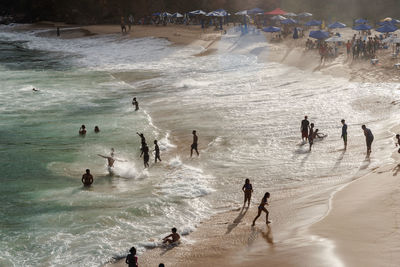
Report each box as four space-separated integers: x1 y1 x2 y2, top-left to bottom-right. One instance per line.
94 126 100 133
190 130 199 157
79 125 86 135
140 144 150 168
81 169 93 186
154 140 161 163
242 178 253 207
162 227 180 244
252 192 270 226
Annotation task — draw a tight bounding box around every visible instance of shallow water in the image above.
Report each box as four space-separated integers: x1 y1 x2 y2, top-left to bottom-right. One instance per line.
1 25 399 267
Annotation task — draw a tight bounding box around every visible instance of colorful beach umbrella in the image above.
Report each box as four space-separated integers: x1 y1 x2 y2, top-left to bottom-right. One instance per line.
353 24 372 31
309 30 329 39
328 22 346 29
265 8 287 15
281 18 298 24
271 15 287 21
305 20 322 26
263 26 281 32
376 24 397 33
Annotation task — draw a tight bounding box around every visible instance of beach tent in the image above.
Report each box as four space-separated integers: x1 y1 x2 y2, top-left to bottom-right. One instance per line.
247 8 264 15
271 15 287 21
161 12 172 17
353 24 372 31
281 18 298 24
263 26 281 32
189 10 206 15
305 20 322 26
326 36 344 42
265 8 287 15
355 18 368 24
309 30 329 39
285 12 297 17
328 22 346 29
376 24 398 33
172 13 183 18
297 12 312 18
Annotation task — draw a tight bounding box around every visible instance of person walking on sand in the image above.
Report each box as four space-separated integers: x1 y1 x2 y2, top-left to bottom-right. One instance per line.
163 227 180 244
140 144 150 168
301 116 310 141
308 123 315 151
362 125 374 157
252 192 270 226
341 119 347 150
154 140 162 163
132 97 139 111
190 130 199 157
81 169 93 186
242 178 253 207
125 247 138 267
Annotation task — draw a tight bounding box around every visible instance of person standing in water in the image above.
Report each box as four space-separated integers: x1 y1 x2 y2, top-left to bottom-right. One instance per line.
252 192 270 226
154 140 162 163
308 123 315 151
242 178 253 207
94 126 100 133
81 169 93 186
140 144 150 168
98 148 126 170
125 247 138 267
341 119 347 150
132 97 139 111
79 125 86 136
362 125 374 157
190 130 199 157
301 116 310 141
136 132 146 147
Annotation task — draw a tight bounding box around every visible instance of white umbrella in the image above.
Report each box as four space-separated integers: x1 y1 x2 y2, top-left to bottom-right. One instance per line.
326 36 344 42
271 15 287 21
172 12 183 18
285 12 297 17
235 10 248 15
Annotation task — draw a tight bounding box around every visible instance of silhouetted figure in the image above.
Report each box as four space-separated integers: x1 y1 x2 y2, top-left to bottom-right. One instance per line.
81 169 93 186
125 247 138 267
163 227 180 244
94 126 100 133
154 140 162 163
79 125 87 135
190 130 199 157
362 125 374 157
132 97 139 111
341 119 347 150
242 178 253 207
252 192 270 226
301 116 309 141
140 144 150 168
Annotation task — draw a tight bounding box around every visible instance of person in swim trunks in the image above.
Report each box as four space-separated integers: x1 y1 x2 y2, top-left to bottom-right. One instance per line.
79 125 87 136
163 227 180 244
154 140 161 163
190 130 199 157
81 169 93 186
252 192 270 226
341 119 347 150
140 144 150 168
308 123 315 151
301 116 310 141
362 125 374 157
242 178 253 207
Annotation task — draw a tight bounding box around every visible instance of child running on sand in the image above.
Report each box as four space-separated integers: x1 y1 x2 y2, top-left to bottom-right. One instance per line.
163 227 180 244
242 178 253 207
252 192 270 226
125 247 138 267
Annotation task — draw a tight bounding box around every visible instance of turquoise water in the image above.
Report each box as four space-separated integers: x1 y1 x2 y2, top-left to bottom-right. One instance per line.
1 25 400 266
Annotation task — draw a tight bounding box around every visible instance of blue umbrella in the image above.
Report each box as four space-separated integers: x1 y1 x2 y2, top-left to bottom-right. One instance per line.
376 24 397 33
355 18 368 24
309 30 329 39
353 24 372 31
235 10 248 15
214 9 228 16
281 18 298 24
247 8 264 15
305 20 322 26
152 12 161 16
189 10 206 15
172 12 183 18
328 22 346 29
263 26 281 32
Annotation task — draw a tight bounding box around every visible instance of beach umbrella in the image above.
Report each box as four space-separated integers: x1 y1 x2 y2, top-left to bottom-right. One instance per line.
247 8 264 15
271 15 287 21
305 20 322 26
353 24 372 31
355 18 368 24
309 30 329 39
235 10 248 15
206 11 224 17
376 24 398 33
281 18 298 24
265 8 287 15
298 12 312 18
152 12 161 16
171 13 183 18
189 10 206 15
326 36 344 42
285 12 297 17
328 22 346 29
161 12 172 17
214 9 228 16
263 26 281 32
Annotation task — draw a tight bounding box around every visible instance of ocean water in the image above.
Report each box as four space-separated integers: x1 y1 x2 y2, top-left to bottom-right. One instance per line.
1 25 399 267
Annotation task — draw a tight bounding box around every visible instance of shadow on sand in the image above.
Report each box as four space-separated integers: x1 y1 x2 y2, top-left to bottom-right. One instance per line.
225 206 249 234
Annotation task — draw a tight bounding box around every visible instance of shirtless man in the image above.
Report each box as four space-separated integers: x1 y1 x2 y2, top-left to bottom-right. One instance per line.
154 140 161 163
132 97 139 111
190 130 199 157
140 144 150 168
162 228 180 244
98 148 125 168
81 169 93 186
137 132 146 147
79 125 87 135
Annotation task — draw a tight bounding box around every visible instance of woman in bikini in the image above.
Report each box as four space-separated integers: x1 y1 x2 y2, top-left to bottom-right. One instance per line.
252 192 270 226
242 179 253 207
